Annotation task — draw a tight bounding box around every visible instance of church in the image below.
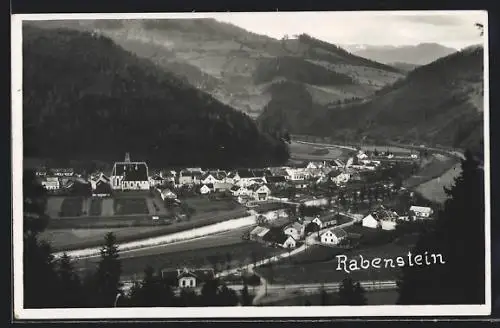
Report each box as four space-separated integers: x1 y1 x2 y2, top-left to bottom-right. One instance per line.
110 153 150 191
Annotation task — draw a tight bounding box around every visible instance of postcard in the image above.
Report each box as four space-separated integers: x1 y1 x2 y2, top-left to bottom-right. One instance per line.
12 10 490 319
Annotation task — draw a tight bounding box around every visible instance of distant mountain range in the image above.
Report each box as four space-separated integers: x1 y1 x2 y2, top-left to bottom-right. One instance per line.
258 45 484 152
343 43 458 66
23 25 289 168
27 19 405 118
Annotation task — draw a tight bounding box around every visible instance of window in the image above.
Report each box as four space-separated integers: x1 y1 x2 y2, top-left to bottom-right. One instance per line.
182 279 186 287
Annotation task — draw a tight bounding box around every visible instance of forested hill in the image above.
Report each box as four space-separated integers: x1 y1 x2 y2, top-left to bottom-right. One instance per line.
258 45 484 153
23 25 289 168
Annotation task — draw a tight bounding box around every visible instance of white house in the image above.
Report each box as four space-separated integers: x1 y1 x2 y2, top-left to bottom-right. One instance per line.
249 184 271 201
230 185 252 197
51 168 74 177
159 188 177 200
161 268 215 289
357 151 368 160
312 217 323 229
277 235 297 249
362 213 380 229
409 206 434 219
380 220 396 231
201 172 225 185
41 177 60 191
110 153 150 190
285 168 308 181
283 222 303 240
320 227 347 245
199 184 213 195
90 172 110 190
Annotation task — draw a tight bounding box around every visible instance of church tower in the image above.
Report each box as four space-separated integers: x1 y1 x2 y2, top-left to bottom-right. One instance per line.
124 152 131 162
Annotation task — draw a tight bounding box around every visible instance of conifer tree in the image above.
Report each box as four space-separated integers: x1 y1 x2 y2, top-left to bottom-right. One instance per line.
95 232 122 307
56 253 84 307
240 282 253 306
338 276 367 305
397 151 485 304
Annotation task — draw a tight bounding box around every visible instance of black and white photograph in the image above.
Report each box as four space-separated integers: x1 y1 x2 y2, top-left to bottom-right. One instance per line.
12 10 491 319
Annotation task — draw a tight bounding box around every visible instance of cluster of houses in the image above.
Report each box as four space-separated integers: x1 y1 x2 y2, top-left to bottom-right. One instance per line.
361 205 434 231
35 152 392 204
248 211 348 249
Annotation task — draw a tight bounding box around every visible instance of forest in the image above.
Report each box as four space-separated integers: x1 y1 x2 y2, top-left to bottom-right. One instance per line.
23 25 289 168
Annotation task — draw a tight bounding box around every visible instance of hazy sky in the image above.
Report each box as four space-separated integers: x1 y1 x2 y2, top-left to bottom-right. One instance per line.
191 11 486 50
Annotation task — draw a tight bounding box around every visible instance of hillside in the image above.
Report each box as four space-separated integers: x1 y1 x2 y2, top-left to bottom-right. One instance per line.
258 45 484 152
27 19 405 117
389 62 419 72
23 25 289 168
346 43 458 66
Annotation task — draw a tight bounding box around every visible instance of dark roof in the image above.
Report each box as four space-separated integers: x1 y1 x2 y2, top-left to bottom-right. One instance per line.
332 227 348 238
266 176 287 183
203 183 214 189
275 234 293 244
237 169 254 178
113 162 148 181
230 185 240 192
94 181 112 194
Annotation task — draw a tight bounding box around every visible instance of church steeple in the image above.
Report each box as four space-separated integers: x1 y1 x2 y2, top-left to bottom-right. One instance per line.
124 152 130 162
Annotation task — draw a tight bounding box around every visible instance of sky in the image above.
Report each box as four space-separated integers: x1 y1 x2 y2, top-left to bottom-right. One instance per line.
192 11 486 50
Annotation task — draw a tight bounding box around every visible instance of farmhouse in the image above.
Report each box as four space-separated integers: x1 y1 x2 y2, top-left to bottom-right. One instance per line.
362 213 380 229
213 182 233 193
41 177 60 191
409 206 434 219
179 170 203 186
249 184 271 201
161 268 215 289
234 169 267 187
283 222 303 240
110 153 150 190
200 171 226 185
285 167 308 181
362 212 397 230
320 227 347 245
264 175 287 187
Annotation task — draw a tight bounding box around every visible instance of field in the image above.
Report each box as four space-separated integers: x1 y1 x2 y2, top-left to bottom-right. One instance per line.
114 198 149 215
415 163 462 204
403 154 458 189
72 227 284 280
359 145 413 154
59 197 84 217
45 206 249 250
182 196 240 213
288 141 347 160
40 226 162 250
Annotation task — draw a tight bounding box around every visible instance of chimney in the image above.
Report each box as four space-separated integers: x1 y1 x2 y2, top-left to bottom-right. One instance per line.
124 153 130 162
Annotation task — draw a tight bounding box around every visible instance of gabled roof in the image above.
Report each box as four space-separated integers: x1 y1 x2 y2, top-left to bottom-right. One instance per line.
113 162 148 181
230 185 241 192
409 206 433 214
201 183 214 189
250 226 270 237
237 169 254 178
248 184 269 192
276 234 294 244
332 227 348 238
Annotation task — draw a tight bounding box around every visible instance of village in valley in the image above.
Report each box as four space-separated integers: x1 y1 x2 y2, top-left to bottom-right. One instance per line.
33 139 444 305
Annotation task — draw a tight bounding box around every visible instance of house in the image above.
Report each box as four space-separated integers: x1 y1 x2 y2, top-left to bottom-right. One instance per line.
161 268 215 289
250 226 271 242
51 168 74 177
263 175 288 186
285 167 308 181
330 159 345 170
357 151 368 160
178 170 204 186
159 188 177 200
409 206 434 219
230 185 252 197
90 172 110 190
362 213 380 229
234 169 267 187
35 167 47 177
110 153 150 190
290 180 309 189
312 217 323 228
248 184 271 201
200 171 226 185
41 177 60 191
199 184 214 195
306 161 324 169
318 213 338 228
276 234 297 249
283 222 303 240
92 180 112 197
320 227 347 245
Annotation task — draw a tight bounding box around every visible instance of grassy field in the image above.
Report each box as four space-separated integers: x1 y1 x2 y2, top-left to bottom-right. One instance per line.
40 227 163 251
415 163 462 204
288 141 346 160
182 196 241 213
45 207 250 250
114 198 150 215
404 155 458 189
59 197 84 217
74 231 284 281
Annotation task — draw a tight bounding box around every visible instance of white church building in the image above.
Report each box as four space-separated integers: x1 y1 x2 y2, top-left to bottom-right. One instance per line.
110 153 150 191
